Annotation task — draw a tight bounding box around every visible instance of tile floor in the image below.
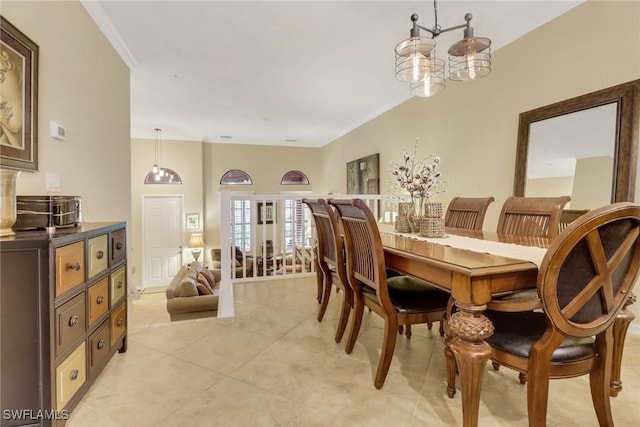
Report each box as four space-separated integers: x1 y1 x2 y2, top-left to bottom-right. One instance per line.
68 277 640 427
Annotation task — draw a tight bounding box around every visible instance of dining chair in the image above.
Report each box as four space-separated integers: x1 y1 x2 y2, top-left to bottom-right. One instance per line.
329 198 450 389
478 202 640 426
558 209 589 233
482 196 571 381
302 198 352 342
496 196 571 238
444 196 495 230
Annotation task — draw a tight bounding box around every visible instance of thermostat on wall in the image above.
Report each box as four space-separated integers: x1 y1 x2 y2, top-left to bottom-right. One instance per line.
50 121 66 140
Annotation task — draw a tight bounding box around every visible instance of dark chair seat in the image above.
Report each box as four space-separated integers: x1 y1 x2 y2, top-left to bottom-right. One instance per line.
486 310 595 362
361 277 450 314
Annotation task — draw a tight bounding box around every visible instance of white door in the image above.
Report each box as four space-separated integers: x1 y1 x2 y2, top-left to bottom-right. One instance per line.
143 195 183 289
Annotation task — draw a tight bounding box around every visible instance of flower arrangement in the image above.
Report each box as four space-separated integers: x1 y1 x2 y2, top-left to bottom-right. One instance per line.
389 139 445 219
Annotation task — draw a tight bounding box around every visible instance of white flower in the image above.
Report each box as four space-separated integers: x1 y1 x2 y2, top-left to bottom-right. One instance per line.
388 138 446 217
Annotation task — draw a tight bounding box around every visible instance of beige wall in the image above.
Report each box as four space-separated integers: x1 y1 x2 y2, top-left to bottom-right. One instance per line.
3 2 131 224
526 176 575 204
572 156 615 209
202 142 323 258
320 0 640 231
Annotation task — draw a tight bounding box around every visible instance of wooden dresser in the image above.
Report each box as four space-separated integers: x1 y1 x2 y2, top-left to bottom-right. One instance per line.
0 222 127 426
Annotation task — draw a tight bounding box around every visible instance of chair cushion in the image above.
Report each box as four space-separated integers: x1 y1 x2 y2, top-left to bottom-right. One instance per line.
361 276 449 314
485 310 596 362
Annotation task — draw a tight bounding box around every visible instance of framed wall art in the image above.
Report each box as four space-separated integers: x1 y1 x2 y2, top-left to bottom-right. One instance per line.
185 213 200 230
347 153 380 195
258 201 275 225
0 17 39 171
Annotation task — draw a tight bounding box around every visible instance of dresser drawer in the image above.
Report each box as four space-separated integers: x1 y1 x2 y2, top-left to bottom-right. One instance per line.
87 277 109 326
87 234 108 280
88 321 110 376
111 228 126 266
111 302 126 346
56 342 86 410
110 265 126 307
55 241 85 297
56 292 86 355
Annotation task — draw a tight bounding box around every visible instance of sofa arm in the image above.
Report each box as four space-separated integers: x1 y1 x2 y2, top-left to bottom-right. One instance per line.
166 294 219 315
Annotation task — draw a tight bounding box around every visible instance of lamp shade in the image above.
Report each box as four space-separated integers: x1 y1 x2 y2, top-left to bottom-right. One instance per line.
448 36 491 81
395 37 437 83
144 128 183 184
188 233 205 248
409 56 446 97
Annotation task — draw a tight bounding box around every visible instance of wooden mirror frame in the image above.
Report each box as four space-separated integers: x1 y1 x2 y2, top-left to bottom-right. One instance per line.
514 79 640 203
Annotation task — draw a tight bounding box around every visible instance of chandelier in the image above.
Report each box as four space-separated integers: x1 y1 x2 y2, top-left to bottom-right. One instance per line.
395 0 492 97
144 128 183 184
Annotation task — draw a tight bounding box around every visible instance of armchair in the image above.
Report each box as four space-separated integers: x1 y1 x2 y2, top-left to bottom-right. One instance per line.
210 246 253 281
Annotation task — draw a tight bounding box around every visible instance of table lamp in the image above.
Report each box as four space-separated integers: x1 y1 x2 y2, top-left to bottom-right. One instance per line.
188 233 205 262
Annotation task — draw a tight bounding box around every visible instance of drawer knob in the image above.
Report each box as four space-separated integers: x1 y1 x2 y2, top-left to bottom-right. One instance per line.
117 281 123 289
117 319 124 327
97 339 105 350
70 369 79 380
97 250 105 260
116 242 123 250
67 262 81 272
68 315 79 327
96 295 104 304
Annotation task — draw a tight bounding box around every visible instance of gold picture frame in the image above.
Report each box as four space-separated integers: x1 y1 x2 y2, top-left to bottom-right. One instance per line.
0 17 39 171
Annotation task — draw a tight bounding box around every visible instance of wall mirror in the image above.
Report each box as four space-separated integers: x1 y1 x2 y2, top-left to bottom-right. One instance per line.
514 79 640 207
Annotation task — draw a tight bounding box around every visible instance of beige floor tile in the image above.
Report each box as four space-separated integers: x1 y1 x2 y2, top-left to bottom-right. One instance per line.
157 377 305 427
171 323 278 375
78 353 224 427
67 279 640 427
230 339 342 403
225 305 313 338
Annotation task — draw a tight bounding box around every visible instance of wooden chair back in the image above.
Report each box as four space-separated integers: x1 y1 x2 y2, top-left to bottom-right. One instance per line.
540 202 640 337
496 196 570 238
329 198 393 311
444 196 495 230
558 209 589 233
302 198 346 285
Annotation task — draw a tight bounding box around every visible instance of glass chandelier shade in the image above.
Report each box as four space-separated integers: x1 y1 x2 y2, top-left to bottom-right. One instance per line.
144 128 183 184
394 37 436 82
448 35 491 81
144 167 182 184
409 56 445 97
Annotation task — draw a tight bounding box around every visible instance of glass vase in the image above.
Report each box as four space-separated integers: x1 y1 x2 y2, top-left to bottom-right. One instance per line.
0 169 20 237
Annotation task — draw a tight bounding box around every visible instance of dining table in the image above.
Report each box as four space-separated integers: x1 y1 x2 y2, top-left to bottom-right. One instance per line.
379 224 552 427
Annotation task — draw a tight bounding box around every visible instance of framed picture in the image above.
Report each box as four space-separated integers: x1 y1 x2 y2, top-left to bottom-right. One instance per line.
185 213 200 230
258 202 275 225
0 17 39 171
347 153 380 195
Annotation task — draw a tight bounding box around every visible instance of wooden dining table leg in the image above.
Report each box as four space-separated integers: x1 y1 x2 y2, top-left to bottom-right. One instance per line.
448 302 495 427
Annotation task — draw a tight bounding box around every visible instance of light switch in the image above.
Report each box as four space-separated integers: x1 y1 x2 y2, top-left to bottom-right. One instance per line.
45 172 61 192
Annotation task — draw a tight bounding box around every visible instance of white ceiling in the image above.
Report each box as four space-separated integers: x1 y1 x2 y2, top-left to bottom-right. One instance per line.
82 0 583 147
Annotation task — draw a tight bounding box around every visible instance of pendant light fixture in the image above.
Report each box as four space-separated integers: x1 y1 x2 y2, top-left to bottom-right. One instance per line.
144 128 183 184
395 0 491 97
